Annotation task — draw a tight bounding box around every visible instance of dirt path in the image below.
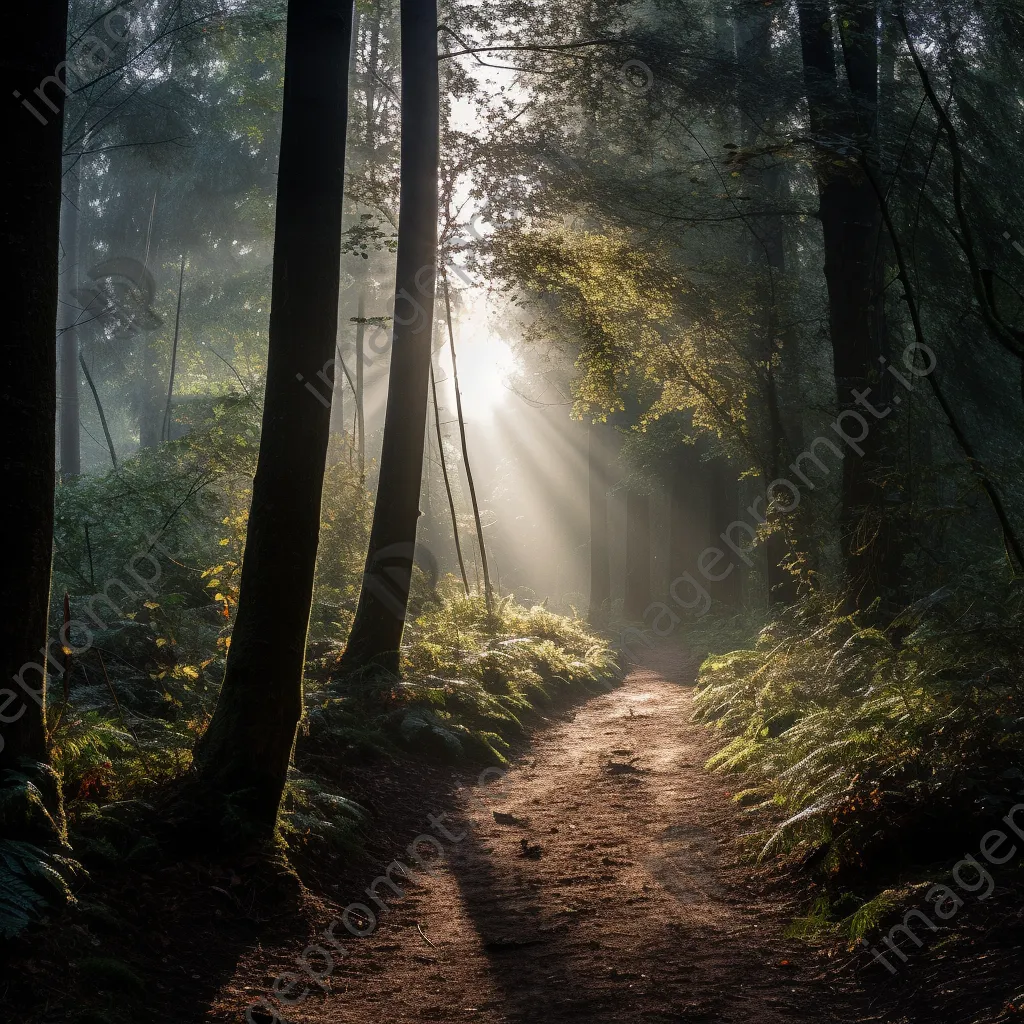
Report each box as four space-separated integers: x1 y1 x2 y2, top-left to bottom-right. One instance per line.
251 647 862 1023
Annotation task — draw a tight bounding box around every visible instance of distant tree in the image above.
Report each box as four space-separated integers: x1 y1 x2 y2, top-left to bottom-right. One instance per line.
339 0 440 676
184 0 354 841
623 489 652 620
587 420 612 625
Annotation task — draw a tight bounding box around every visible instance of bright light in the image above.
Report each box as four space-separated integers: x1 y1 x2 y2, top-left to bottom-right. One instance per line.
448 329 518 421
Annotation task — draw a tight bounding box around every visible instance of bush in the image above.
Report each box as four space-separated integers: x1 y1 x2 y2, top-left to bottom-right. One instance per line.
306 586 621 766
693 587 1024 906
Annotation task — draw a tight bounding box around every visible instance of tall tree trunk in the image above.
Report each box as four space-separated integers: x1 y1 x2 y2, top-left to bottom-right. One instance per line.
669 444 708 583
587 420 611 626
186 0 354 839
139 333 164 448
442 274 492 613
161 254 186 442
58 170 81 479
1 0 69 802
623 490 651 620
430 359 469 593
338 0 439 677
355 290 366 480
797 0 890 606
708 458 742 607
737 4 798 605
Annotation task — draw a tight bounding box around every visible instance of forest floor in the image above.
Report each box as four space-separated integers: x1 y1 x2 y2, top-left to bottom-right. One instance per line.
214 642 867 1024
9 642 1017 1023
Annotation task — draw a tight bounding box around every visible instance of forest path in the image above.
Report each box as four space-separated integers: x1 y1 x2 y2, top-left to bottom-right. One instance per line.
290 645 860 1023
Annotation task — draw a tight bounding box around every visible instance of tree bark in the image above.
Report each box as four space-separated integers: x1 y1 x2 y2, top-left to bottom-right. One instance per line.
430 359 469 593
187 0 354 838
442 274 492 613
736 5 798 605
587 420 611 626
623 490 651 620
796 0 891 605
58 171 81 479
1 0 69 783
708 458 742 607
669 445 707 584
338 0 439 677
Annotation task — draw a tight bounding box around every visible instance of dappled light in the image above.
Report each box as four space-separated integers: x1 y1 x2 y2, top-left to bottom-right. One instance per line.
4 0 1024 1022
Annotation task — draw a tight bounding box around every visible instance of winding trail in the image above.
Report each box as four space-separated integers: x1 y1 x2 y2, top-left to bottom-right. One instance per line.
275 647 860 1023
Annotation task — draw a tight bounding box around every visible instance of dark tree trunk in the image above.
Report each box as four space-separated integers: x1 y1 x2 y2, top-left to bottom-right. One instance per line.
186 0 354 839
737 6 798 605
58 173 81 479
669 446 708 583
797 0 892 605
708 459 742 607
587 420 611 626
1 1 69 786
139 333 165 448
338 0 439 677
623 490 651 620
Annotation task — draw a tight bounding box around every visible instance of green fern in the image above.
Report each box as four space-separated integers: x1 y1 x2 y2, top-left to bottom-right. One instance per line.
0 839 80 939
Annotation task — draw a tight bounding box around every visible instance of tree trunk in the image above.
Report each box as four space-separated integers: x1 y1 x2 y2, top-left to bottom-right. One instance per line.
338 0 439 677
737 5 798 605
708 458 742 607
138 332 164 448
1 0 69 792
355 289 366 480
186 0 354 839
587 420 611 626
58 171 81 479
442 274 492 613
623 490 651 620
797 0 891 606
669 445 707 583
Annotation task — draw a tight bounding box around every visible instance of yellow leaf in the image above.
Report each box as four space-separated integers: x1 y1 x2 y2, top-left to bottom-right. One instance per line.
143 601 160 609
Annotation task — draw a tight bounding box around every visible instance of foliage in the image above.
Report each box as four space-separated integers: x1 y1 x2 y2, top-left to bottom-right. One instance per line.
693 586 1024 921
308 586 621 765
0 764 80 940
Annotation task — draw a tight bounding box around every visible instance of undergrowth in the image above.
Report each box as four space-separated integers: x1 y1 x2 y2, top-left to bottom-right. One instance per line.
6 438 618 940
693 585 1024 940
306 585 621 767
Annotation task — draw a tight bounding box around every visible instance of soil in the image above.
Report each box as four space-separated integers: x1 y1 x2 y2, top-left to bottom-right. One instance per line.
9 643 1020 1023
213 643 863 1024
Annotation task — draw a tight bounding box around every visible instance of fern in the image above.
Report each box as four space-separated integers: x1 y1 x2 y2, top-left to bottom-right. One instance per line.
693 587 1024 885
0 839 81 939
